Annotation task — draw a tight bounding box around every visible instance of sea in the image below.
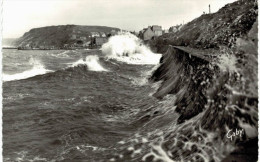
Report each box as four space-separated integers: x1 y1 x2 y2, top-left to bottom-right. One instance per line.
2 33 254 162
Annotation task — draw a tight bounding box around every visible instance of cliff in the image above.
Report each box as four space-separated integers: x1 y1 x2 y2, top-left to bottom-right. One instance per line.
14 25 120 49
149 0 258 161
150 0 258 119
149 0 257 53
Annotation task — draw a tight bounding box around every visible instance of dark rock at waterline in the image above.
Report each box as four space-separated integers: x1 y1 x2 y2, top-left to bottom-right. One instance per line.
201 74 258 138
147 0 258 161
150 44 258 161
150 46 215 123
150 0 258 132
150 43 258 129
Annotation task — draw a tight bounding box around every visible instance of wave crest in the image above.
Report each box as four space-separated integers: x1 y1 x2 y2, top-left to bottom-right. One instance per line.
101 32 161 64
3 59 52 82
71 55 108 72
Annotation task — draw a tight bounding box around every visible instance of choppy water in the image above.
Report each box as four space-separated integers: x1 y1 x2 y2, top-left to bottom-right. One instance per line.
2 48 165 161
3 33 257 162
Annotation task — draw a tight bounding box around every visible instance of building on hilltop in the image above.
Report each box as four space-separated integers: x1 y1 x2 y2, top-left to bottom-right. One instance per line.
90 32 100 37
139 25 163 40
93 37 108 46
163 29 169 34
139 27 155 41
169 24 183 33
169 26 178 33
151 25 163 36
99 32 106 37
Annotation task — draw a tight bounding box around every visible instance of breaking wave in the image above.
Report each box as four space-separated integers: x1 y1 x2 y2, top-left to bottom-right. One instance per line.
101 32 161 65
216 53 238 73
2 58 52 82
70 55 108 72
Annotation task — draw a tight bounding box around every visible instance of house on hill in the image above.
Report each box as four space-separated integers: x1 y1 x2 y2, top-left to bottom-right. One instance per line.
90 32 100 37
139 25 163 40
169 26 178 33
151 25 162 36
93 37 108 46
139 27 155 41
99 32 106 37
169 24 183 33
163 29 169 34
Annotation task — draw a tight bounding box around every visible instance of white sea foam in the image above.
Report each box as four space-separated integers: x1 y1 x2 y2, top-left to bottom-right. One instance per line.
51 51 71 58
71 55 108 72
3 58 52 82
216 53 237 73
101 32 161 64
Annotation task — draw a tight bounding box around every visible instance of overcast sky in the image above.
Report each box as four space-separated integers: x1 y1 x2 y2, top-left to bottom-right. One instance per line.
3 0 236 38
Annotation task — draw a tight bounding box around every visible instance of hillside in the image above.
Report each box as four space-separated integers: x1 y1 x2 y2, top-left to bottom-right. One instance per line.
149 0 258 160
150 0 258 100
150 0 257 53
14 25 120 49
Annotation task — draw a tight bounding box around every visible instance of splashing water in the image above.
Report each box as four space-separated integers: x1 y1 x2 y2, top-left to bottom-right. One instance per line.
216 53 237 73
71 55 108 72
2 58 52 82
101 32 161 65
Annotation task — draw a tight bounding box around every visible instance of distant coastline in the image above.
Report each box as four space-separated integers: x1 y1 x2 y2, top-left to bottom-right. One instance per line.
2 47 18 49
12 25 121 51
2 46 102 50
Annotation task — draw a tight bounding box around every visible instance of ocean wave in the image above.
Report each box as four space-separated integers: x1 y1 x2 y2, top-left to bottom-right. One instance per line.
130 65 160 87
3 59 52 82
70 55 108 72
51 51 71 58
101 32 161 65
3 55 109 82
215 53 238 73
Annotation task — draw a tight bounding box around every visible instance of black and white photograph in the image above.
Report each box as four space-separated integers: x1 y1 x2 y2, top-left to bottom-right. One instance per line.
1 0 258 161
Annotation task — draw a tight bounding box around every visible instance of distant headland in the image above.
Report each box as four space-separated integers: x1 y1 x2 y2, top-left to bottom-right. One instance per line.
3 24 180 50
9 25 122 50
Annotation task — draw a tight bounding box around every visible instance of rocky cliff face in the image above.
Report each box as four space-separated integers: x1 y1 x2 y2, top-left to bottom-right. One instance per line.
150 0 258 122
14 25 120 48
149 0 258 160
150 0 257 53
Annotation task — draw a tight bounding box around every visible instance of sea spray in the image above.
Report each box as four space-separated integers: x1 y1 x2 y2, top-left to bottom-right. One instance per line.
101 32 161 65
71 55 108 72
3 58 52 82
216 53 238 73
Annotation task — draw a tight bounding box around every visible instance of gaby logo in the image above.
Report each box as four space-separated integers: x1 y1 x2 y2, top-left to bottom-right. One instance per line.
226 128 244 141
